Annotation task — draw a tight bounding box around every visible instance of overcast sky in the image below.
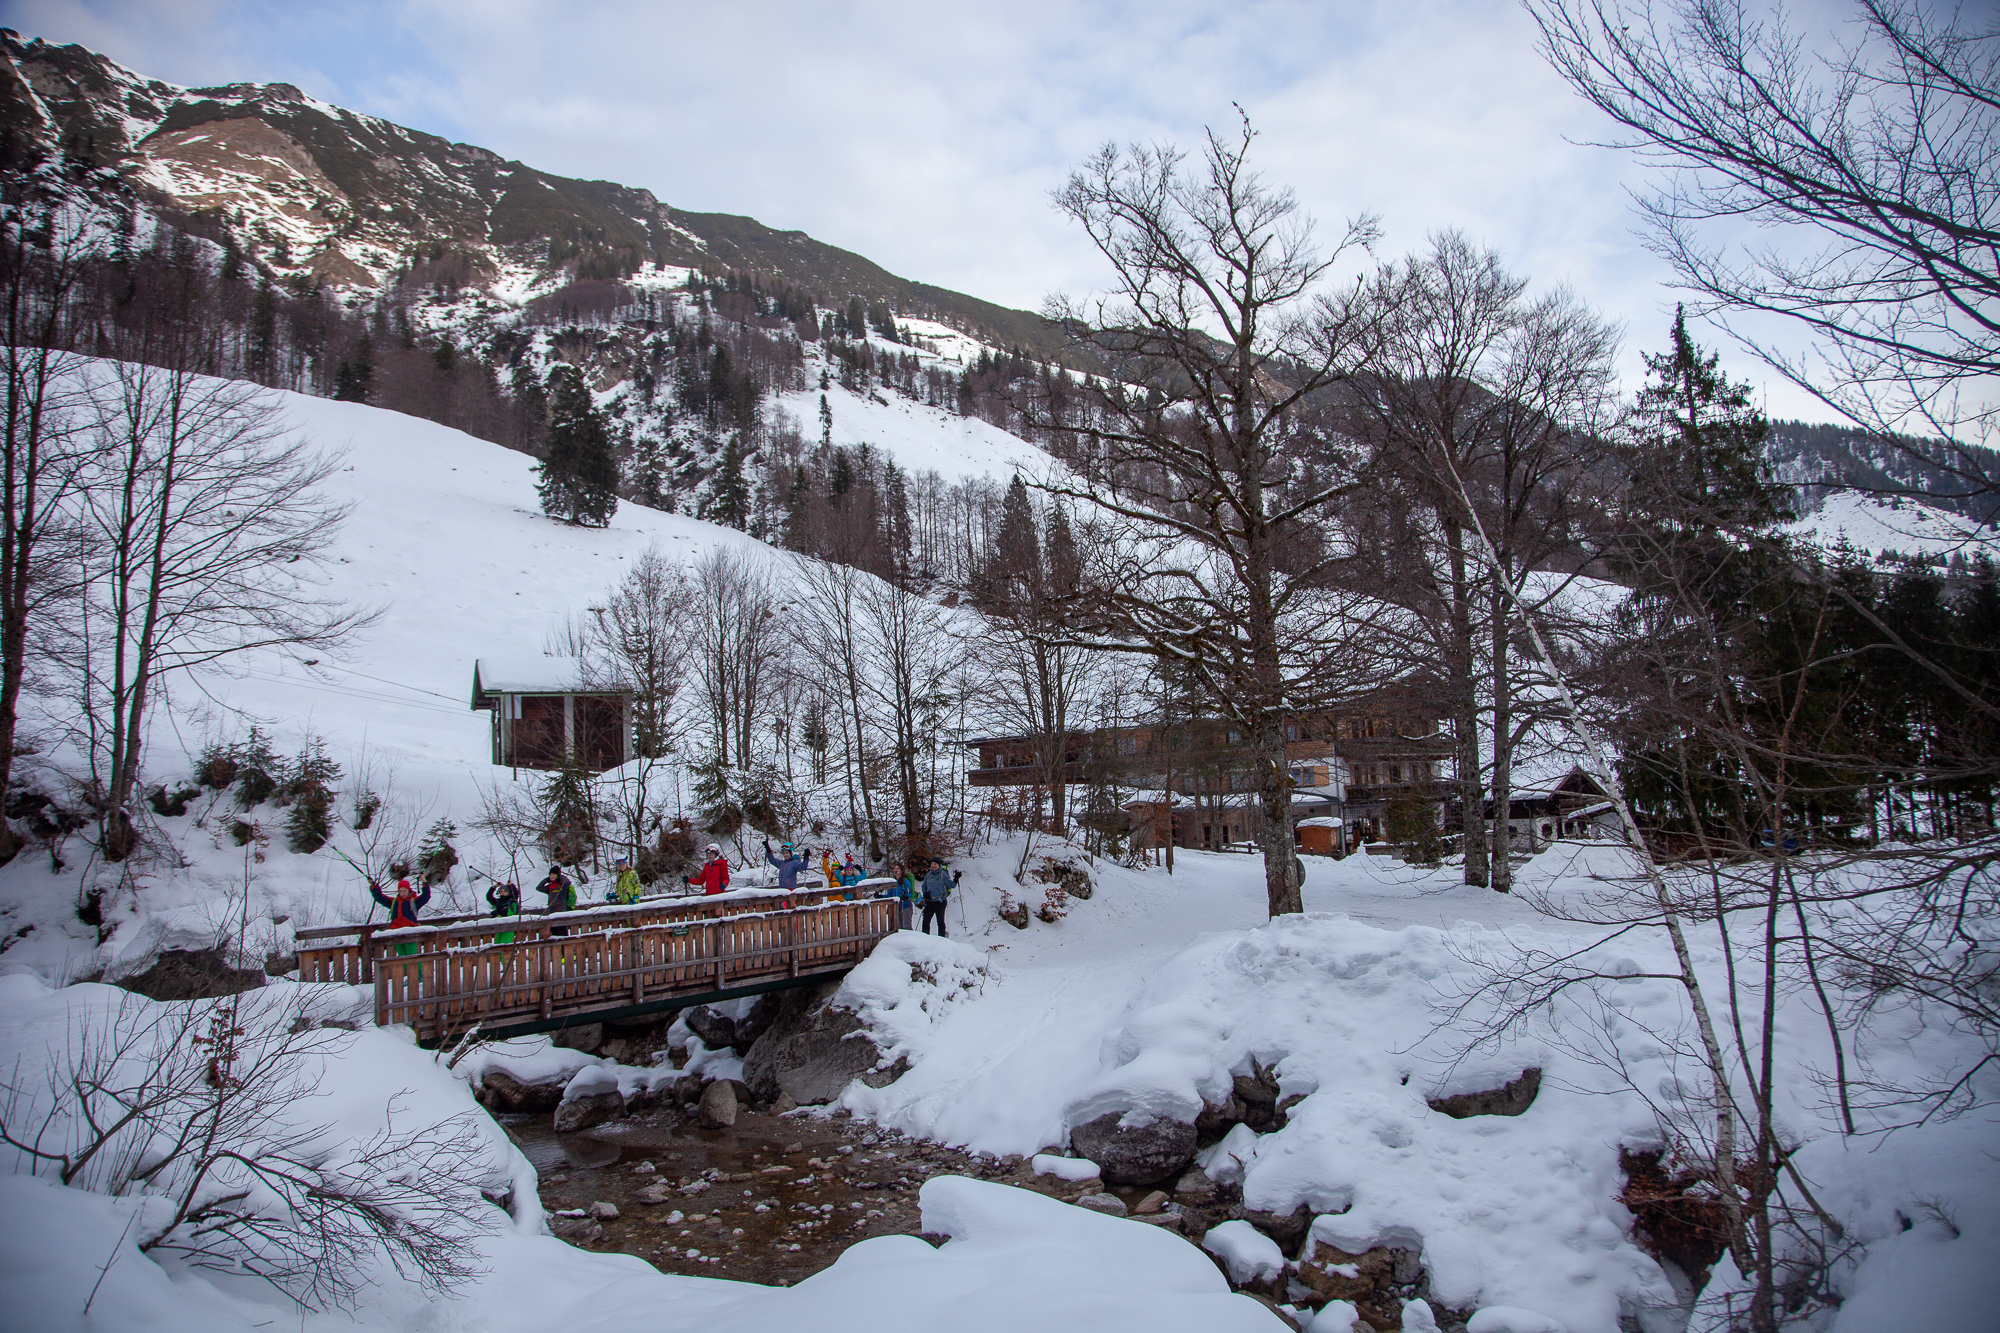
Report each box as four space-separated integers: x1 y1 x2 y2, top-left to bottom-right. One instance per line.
12 0 1864 419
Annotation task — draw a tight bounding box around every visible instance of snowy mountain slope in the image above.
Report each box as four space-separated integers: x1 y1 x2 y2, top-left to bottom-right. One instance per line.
0 32 1075 361
1788 489 1991 564
774 373 1053 483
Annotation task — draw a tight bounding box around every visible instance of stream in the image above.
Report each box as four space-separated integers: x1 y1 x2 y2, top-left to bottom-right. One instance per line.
503 1104 1117 1286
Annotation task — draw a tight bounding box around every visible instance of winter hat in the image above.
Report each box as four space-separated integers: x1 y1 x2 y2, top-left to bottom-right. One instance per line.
396 878 413 894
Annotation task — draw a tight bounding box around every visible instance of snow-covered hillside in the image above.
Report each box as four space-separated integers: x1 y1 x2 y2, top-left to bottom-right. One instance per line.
1789 490 1988 564
0 378 787 981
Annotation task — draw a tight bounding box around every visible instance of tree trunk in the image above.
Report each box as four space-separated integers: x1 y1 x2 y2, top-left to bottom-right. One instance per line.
1490 574 1514 892
1445 521 1489 886
1258 715 1303 916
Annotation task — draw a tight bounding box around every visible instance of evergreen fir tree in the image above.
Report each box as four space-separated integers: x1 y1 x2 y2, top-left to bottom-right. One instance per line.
283 740 341 854
537 363 619 526
988 473 1041 603
632 435 668 510
1045 501 1080 596
884 461 913 584
712 432 751 529
819 392 833 449
234 726 282 808
332 333 373 402
1616 308 1794 612
246 278 278 385
416 816 459 886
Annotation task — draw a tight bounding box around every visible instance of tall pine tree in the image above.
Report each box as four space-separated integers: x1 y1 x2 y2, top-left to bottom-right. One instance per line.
538 363 619 526
711 432 751 529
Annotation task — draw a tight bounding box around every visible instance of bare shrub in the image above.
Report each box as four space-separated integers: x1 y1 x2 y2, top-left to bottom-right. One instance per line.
0 989 495 1308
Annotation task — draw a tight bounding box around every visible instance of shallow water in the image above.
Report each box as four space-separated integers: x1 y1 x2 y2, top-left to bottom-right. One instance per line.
505 1106 1076 1286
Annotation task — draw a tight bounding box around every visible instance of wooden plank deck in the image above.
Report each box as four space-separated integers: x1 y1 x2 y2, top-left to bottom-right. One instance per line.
297 889 894 1046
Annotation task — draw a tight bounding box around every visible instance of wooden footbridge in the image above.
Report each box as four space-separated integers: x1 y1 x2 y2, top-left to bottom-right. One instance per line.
293 884 895 1047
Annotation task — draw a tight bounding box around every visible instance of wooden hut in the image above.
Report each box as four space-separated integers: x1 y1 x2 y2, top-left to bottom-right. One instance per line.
470 657 634 773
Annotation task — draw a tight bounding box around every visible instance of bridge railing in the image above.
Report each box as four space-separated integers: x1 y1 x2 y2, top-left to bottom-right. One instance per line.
293 881 848 986
366 895 894 1045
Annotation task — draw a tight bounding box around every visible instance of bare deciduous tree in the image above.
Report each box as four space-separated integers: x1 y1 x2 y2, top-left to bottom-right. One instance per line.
1341 233 1620 890
67 361 368 862
854 567 968 859
1531 0 2000 489
1039 114 1389 917
687 547 779 773
793 553 884 857
0 989 495 1309
0 192 97 864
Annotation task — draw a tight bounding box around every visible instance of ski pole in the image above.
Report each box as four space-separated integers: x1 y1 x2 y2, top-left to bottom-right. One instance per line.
329 847 380 923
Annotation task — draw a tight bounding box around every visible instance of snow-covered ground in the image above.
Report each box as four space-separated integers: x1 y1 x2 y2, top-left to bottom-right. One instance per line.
773 379 1053 484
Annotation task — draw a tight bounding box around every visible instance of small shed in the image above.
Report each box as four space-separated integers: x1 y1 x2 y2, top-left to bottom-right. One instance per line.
1295 816 1344 857
470 657 634 773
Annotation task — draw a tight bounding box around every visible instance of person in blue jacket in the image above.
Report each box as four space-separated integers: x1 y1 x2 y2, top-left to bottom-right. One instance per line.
919 858 959 937
763 839 810 893
834 853 864 898
883 859 920 931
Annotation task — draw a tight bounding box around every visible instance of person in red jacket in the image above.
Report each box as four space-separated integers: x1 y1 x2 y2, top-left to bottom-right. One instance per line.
685 844 731 896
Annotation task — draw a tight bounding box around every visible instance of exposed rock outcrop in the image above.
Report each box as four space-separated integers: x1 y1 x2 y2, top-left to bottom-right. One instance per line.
697 1079 739 1127
740 981 903 1105
1427 1068 1541 1119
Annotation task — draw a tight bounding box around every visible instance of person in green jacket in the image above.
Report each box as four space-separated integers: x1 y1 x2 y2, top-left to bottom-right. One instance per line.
486 879 522 944
610 859 643 905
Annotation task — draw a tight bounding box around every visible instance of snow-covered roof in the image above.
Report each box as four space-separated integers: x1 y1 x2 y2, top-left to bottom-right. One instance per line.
1297 817 1343 828
471 656 631 699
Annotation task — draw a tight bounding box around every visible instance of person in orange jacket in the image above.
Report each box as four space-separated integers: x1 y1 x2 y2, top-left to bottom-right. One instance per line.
685 844 731 896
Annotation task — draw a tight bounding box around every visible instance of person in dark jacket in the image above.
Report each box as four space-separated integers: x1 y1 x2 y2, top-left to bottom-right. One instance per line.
538 866 575 936
486 880 521 944
371 878 432 956
919 858 958 937
764 840 810 893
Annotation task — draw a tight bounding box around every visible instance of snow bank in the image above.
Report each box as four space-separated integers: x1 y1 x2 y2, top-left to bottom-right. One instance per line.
833 930 997 1070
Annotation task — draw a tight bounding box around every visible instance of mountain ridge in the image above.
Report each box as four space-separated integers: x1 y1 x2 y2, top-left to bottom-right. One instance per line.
0 29 1071 360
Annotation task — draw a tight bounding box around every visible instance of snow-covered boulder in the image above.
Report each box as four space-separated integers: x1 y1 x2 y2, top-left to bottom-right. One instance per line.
1203 1219 1286 1287
553 1065 624 1132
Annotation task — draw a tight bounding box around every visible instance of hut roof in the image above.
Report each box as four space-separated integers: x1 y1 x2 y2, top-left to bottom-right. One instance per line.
470 656 632 708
